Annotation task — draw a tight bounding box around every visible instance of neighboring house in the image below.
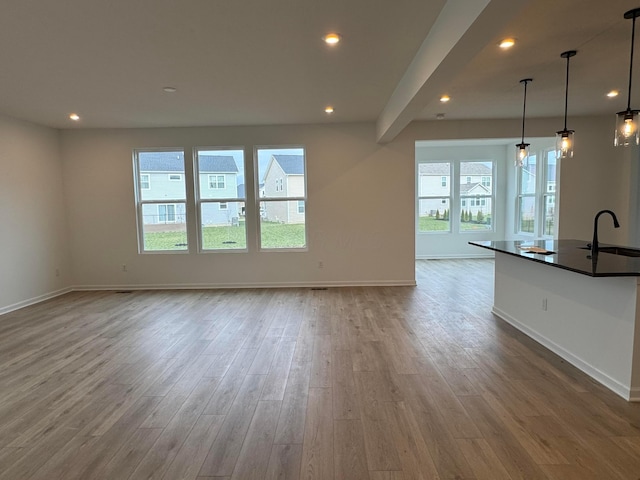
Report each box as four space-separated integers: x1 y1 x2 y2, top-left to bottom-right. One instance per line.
418 163 493 218
261 155 305 224
139 152 188 226
198 155 240 225
140 152 240 226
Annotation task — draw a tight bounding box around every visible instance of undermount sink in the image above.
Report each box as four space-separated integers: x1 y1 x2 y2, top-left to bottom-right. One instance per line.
578 246 640 257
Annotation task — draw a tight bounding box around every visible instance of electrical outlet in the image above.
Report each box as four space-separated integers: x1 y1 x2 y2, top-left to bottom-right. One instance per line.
542 298 548 311
318 260 324 269
55 268 60 277
122 264 127 272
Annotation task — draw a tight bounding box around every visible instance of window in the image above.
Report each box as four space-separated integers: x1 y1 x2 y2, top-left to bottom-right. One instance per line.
516 149 558 237
418 160 494 233
257 147 307 249
517 155 537 234
543 151 558 236
134 149 188 252
168 174 182 181
418 162 451 233
209 174 225 189
460 161 493 232
140 174 150 189
196 148 246 251
158 204 177 223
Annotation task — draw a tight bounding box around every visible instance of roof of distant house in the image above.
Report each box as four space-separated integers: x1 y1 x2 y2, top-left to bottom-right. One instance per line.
272 155 304 175
139 151 238 173
200 155 239 173
460 183 491 194
419 163 492 175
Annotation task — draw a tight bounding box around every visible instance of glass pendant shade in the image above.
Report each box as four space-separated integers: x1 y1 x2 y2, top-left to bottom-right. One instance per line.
615 8 640 147
515 78 532 167
557 50 576 159
556 129 575 158
615 109 640 146
515 142 530 167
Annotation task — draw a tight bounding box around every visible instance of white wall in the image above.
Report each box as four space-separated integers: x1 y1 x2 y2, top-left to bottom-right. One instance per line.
60 123 416 288
0 114 71 314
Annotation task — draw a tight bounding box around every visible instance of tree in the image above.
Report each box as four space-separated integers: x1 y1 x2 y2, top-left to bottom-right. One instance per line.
460 210 465 223
444 209 449 221
476 210 484 223
435 210 440 220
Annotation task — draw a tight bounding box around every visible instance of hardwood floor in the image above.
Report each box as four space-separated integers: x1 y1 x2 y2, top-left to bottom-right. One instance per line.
1 259 640 479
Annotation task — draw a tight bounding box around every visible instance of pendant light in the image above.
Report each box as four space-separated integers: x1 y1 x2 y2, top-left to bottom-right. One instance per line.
556 50 576 159
515 78 533 167
615 8 640 147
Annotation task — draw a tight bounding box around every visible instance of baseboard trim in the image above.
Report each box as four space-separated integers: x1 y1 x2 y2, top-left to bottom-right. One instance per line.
72 280 417 291
492 306 635 402
0 287 73 317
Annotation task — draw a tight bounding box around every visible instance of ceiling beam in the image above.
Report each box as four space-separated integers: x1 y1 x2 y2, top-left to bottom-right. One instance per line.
375 0 530 143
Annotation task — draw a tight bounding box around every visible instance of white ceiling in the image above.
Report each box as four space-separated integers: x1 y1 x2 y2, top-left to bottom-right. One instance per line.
1 0 639 139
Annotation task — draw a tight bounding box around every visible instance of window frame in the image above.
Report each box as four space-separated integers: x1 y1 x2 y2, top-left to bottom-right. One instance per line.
459 161 494 234
255 145 308 251
417 160 495 235
515 148 558 237
133 148 189 254
194 147 248 253
417 162 452 234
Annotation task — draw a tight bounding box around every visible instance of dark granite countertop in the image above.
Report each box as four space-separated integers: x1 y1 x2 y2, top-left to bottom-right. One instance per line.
469 239 640 277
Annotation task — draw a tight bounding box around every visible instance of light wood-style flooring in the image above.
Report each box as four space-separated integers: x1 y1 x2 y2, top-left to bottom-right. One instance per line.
1 259 640 479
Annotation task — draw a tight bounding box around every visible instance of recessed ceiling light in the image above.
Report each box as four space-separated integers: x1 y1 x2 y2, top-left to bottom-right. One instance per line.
163 86 177 93
69 113 80 121
499 38 516 49
325 106 335 114
440 95 450 103
607 90 619 98
323 33 341 45
436 113 445 120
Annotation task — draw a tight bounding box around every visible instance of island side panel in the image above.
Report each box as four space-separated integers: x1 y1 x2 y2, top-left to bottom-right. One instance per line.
492 251 638 401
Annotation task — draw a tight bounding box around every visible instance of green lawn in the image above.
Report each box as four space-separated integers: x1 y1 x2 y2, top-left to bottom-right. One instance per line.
143 222 306 251
419 216 492 232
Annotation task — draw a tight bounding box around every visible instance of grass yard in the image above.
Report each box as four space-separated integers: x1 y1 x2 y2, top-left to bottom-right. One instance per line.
418 216 492 232
143 221 306 250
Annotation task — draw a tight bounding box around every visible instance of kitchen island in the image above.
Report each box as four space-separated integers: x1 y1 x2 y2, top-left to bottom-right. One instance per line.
470 239 640 401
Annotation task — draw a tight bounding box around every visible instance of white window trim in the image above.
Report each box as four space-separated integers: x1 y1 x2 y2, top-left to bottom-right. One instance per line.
515 148 558 238
255 146 308 252
195 147 247 253
133 148 189 254
417 160 495 235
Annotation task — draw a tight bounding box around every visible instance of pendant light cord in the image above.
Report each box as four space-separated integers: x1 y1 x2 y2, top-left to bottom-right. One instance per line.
521 79 529 143
628 14 637 111
564 56 570 130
